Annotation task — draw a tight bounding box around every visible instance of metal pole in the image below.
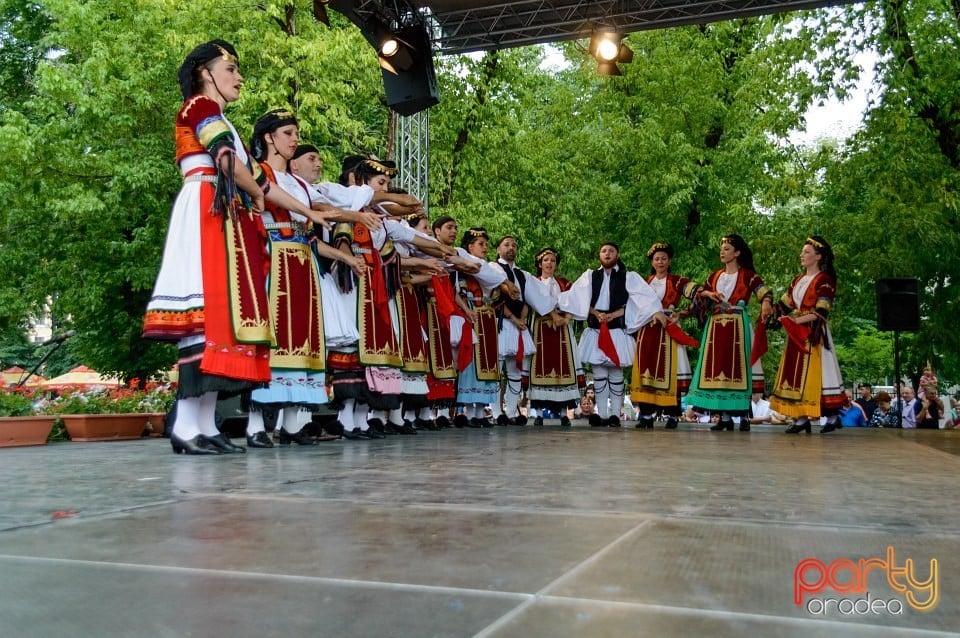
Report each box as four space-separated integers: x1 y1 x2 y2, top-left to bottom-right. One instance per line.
894 330 902 428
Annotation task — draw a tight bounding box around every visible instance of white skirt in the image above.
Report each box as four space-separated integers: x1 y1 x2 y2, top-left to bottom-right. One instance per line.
578 327 636 367
319 275 359 349
498 320 536 358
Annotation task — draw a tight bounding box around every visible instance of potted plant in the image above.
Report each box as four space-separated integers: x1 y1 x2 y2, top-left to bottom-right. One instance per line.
0 387 56 447
38 383 175 442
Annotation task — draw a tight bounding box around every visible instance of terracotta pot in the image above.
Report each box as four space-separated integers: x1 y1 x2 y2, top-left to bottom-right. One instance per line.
60 414 152 442
0 416 56 447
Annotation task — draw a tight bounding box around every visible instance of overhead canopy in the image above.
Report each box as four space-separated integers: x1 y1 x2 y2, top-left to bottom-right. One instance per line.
40 366 122 391
342 1 863 55
2 366 45 388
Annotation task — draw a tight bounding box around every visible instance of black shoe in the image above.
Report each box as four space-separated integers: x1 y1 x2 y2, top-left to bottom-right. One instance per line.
513 415 528 426
170 433 222 455
785 421 812 434
453 414 469 428
820 422 840 434
367 418 392 436
560 415 571 427
358 428 385 439
415 418 436 431
435 415 451 429
399 422 418 435
665 417 678 430
342 427 363 440
739 422 751 432
588 414 605 428
203 433 246 453
279 428 318 445
635 417 653 429
606 415 621 428
323 420 345 437
246 431 274 448
466 417 484 428
710 420 734 431
534 416 544 427
496 414 509 426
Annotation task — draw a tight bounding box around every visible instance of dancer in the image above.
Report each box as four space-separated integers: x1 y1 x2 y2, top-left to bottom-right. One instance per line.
630 242 701 430
143 41 331 455
687 234 774 431
244 109 365 447
769 236 844 434
491 236 553 425
527 248 583 427
559 242 665 427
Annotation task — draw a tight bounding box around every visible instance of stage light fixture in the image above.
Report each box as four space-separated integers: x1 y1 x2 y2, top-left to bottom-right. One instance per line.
588 31 634 75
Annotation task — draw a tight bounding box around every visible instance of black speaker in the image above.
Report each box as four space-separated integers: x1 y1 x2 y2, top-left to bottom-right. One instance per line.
876 278 920 331
380 25 439 116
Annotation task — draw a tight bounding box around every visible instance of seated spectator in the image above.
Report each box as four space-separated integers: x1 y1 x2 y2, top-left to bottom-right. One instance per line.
749 392 771 424
868 391 898 428
682 405 710 423
839 390 868 427
916 385 945 429
576 396 596 419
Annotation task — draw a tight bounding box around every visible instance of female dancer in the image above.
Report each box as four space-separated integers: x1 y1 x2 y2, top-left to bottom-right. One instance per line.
630 242 701 429
143 41 332 454
527 248 583 427
244 109 365 447
452 228 506 427
769 236 844 433
687 234 774 432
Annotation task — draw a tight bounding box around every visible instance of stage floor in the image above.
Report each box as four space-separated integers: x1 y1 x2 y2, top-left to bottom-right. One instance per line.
1 423 958 637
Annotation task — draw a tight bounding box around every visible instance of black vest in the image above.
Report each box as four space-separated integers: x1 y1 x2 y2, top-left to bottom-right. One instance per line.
498 260 527 318
587 267 627 330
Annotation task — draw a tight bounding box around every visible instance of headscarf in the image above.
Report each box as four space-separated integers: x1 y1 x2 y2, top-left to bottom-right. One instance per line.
292 144 320 160
339 154 398 186
250 108 299 162
177 40 238 100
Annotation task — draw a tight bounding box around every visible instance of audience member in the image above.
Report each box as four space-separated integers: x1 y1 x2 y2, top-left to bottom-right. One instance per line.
916 385 945 429
839 390 868 427
900 385 918 429
854 383 878 422
749 392 772 424
868 391 898 428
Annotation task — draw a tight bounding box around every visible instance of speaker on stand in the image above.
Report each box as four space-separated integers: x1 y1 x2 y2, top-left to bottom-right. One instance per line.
876 278 920 427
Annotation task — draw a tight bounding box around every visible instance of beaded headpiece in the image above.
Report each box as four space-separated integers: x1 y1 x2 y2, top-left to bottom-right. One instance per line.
646 242 672 259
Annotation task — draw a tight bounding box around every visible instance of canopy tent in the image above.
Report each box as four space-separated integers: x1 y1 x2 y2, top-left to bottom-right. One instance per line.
2 366 46 388
40 366 123 391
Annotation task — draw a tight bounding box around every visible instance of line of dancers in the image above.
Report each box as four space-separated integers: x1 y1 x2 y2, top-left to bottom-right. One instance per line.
144 40 844 455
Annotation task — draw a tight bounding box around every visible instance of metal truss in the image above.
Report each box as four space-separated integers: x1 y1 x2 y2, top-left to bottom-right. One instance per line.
417 0 861 54
395 109 430 206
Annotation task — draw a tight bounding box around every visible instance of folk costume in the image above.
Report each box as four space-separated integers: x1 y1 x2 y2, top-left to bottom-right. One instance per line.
491 246 555 424
770 236 844 433
452 230 508 426
143 41 271 454
630 243 701 428
686 235 772 428
243 110 329 447
527 249 583 425
558 248 662 426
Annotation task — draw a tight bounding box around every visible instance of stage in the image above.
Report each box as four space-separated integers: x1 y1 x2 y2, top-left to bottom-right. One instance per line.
1 424 957 637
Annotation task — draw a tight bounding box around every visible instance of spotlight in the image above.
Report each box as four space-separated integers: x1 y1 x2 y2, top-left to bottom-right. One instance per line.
381 36 400 57
371 19 415 74
588 32 633 75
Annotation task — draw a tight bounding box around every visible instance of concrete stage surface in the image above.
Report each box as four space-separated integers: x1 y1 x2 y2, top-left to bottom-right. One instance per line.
1 423 957 637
